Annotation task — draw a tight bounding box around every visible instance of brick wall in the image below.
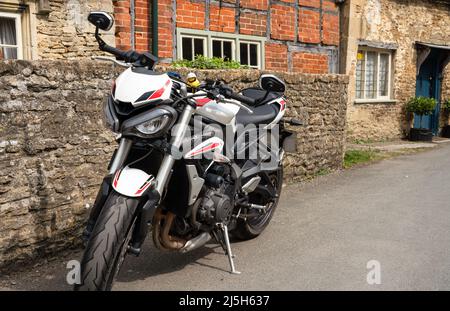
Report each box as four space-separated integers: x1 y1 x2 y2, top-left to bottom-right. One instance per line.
265 43 288 72
158 0 174 59
292 52 328 74
113 0 152 52
176 0 205 30
239 11 267 37
113 0 340 73
270 5 296 41
210 5 235 33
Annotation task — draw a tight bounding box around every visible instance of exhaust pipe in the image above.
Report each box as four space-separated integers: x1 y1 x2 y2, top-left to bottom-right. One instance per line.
179 232 212 253
152 209 210 253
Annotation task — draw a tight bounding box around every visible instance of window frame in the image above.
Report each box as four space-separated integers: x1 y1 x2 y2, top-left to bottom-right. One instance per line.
176 28 266 69
238 40 261 69
180 34 207 61
211 37 235 61
0 11 23 60
355 47 394 103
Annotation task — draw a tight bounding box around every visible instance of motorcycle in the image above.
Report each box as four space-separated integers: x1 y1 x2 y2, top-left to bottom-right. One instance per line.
76 12 301 291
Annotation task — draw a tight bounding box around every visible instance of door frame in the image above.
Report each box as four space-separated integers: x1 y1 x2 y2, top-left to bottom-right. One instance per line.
414 48 446 134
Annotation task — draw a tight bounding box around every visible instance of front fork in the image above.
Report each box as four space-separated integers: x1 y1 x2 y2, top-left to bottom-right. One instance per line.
83 105 195 243
154 104 194 195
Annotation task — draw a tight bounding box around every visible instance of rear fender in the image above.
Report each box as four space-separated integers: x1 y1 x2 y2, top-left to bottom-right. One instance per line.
112 166 155 197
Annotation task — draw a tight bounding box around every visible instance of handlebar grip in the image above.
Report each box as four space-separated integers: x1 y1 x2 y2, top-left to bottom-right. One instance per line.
101 44 128 59
100 43 143 63
227 92 256 106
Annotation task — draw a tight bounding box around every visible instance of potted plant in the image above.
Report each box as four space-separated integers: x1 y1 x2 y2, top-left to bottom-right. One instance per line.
441 99 450 138
405 96 436 141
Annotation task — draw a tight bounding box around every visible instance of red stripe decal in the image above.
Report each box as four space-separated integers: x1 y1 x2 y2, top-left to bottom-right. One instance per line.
148 80 171 100
113 170 121 188
189 142 221 157
279 99 286 111
195 98 212 107
134 178 153 195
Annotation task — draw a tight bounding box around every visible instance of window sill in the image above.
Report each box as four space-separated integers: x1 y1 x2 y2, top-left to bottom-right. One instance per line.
354 99 397 104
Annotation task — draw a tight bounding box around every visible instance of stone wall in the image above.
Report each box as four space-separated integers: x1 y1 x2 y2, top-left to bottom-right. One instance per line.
36 0 115 59
0 60 348 270
343 0 450 141
441 65 450 129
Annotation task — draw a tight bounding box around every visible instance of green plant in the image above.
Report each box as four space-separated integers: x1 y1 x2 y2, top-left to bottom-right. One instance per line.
171 55 247 69
344 149 379 168
405 96 437 128
316 168 331 176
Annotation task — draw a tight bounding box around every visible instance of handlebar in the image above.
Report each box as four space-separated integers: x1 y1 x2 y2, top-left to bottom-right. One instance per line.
215 83 256 106
92 56 131 67
95 28 156 69
226 91 256 106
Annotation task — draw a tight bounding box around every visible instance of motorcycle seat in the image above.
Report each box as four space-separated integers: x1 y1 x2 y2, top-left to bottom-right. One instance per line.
236 102 280 126
240 87 283 106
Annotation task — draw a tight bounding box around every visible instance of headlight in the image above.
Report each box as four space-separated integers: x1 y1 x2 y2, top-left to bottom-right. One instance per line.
135 115 170 135
121 105 177 138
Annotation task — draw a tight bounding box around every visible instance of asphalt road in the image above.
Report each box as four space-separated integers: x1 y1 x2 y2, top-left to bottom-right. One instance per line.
1 144 450 290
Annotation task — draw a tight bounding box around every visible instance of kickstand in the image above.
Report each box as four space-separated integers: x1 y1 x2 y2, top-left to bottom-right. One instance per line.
216 223 241 275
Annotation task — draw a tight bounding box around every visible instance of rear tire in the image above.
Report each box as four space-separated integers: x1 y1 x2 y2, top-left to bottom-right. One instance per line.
233 164 283 240
74 191 138 291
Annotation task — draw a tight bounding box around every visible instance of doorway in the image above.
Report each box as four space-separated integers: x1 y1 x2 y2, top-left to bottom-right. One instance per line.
415 48 447 134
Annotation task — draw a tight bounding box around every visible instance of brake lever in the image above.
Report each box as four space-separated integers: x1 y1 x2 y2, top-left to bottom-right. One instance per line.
91 56 131 68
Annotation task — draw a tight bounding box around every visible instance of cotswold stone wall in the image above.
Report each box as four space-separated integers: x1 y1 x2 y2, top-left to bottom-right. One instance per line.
0 60 348 269
343 0 450 141
36 0 115 59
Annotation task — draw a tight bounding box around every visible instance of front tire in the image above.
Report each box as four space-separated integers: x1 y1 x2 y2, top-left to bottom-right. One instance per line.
74 191 138 291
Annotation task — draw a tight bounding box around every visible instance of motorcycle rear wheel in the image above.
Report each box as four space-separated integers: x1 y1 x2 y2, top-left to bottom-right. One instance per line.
233 164 283 240
74 191 138 291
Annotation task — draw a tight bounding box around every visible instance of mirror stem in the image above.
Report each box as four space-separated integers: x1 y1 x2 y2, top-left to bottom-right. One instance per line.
95 27 106 51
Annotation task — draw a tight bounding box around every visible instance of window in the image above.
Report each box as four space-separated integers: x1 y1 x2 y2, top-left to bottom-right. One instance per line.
239 42 260 68
177 28 266 69
181 36 206 61
0 12 22 60
356 49 392 101
212 39 233 61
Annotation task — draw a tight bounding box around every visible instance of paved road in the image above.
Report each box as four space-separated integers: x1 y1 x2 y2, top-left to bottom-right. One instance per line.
1 144 450 290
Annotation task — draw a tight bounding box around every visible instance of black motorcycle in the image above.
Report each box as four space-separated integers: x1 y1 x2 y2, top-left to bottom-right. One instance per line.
76 12 299 291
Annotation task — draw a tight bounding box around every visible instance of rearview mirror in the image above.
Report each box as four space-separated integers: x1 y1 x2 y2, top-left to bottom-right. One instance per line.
88 12 114 31
259 74 286 93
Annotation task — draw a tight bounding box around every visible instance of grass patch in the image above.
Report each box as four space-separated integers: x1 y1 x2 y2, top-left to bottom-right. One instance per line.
316 168 331 176
344 149 379 168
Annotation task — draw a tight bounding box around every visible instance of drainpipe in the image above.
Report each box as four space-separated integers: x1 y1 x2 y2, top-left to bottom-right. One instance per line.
131 0 136 49
152 0 158 57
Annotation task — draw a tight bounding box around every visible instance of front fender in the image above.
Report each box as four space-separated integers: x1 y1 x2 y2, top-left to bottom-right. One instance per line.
112 166 155 197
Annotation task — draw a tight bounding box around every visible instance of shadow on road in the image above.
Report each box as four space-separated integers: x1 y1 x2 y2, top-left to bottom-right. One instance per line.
115 241 233 283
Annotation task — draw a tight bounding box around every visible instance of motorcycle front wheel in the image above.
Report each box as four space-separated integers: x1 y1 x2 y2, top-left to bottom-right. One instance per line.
74 191 138 291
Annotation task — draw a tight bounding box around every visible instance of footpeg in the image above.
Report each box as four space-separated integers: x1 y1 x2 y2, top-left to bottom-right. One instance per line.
217 223 241 275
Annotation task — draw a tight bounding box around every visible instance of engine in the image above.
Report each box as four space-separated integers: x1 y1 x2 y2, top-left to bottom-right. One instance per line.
197 169 235 225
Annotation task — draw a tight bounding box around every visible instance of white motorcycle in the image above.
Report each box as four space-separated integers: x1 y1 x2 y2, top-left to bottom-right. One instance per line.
76 12 301 291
